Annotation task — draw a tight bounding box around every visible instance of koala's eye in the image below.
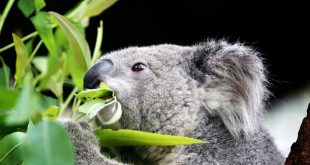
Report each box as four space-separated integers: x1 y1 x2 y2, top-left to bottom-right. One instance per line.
131 62 147 72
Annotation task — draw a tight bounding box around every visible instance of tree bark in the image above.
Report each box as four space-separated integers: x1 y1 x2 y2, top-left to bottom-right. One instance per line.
285 103 310 165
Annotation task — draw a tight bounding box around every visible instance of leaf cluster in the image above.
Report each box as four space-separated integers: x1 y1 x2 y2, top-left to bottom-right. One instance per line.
0 0 116 164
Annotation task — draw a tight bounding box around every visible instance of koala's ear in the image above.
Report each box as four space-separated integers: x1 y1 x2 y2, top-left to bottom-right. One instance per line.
189 40 269 138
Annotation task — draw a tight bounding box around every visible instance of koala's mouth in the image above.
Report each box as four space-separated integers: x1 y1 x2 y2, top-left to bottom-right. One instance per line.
77 82 123 127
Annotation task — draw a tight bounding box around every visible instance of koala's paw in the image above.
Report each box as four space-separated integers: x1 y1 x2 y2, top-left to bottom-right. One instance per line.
60 119 126 165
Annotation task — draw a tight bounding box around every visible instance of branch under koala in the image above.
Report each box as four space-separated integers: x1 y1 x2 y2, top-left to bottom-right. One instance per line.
285 103 310 165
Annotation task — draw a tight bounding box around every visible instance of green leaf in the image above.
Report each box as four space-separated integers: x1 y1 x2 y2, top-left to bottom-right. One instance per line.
5 83 40 125
17 0 35 17
0 132 26 165
82 0 118 18
76 86 113 101
95 129 206 147
25 37 35 54
32 56 48 73
78 98 122 125
47 69 64 97
31 105 59 124
49 11 91 90
0 57 10 88
30 96 57 123
54 27 69 51
34 0 46 12
41 105 59 119
39 95 57 109
0 88 18 111
31 12 58 57
24 120 74 165
96 100 122 125
78 99 106 119
36 56 61 91
44 54 67 97
77 82 119 124
12 33 29 86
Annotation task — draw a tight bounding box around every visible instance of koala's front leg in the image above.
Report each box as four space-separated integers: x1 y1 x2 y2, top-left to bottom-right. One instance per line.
62 120 127 165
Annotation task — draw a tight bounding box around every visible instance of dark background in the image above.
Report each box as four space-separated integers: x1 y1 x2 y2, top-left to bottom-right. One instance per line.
0 0 308 103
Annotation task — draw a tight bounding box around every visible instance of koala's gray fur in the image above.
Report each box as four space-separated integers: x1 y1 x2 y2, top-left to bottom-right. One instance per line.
64 40 284 165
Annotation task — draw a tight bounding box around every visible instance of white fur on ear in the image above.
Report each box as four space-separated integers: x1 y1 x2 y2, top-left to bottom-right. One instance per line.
195 40 269 138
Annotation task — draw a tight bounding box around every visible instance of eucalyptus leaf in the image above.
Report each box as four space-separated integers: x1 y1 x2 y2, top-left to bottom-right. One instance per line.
12 33 29 86
41 105 59 119
0 132 26 165
78 98 122 126
96 100 122 125
31 96 58 124
78 98 107 119
82 0 118 18
44 54 67 97
0 88 18 112
5 83 41 125
77 82 119 123
17 0 35 17
54 27 68 51
37 55 62 91
32 56 48 73
95 129 206 147
25 38 35 55
76 87 113 101
47 69 64 97
24 120 74 165
0 57 10 88
31 12 58 57
39 95 58 109
34 0 46 12
49 11 91 90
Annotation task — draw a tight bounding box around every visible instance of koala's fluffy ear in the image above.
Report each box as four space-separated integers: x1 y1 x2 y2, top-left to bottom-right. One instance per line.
189 40 269 138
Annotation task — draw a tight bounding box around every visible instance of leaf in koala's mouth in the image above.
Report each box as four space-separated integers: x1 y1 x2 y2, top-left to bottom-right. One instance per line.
95 129 206 147
76 83 114 101
76 83 122 125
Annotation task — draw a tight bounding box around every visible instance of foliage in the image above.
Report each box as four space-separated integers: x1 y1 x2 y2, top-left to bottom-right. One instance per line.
0 0 116 164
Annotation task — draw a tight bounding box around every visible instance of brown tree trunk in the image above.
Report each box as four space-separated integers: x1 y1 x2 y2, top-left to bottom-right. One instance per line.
285 103 310 165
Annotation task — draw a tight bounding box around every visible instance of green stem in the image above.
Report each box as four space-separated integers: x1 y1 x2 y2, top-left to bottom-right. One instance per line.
91 21 104 65
74 100 81 120
72 98 81 121
58 96 64 114
33 74 44 88
0 31 38 53
26 40 43 66
0 0 15 35
71 97 77 118
58 87 79 117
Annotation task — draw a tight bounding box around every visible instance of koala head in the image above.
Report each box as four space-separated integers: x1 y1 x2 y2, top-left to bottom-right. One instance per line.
83 40 268 138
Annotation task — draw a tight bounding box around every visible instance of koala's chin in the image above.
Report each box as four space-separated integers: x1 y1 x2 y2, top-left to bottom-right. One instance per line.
68 40 285 165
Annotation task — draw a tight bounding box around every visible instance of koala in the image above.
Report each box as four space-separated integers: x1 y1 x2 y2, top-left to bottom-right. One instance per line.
64 40 285 165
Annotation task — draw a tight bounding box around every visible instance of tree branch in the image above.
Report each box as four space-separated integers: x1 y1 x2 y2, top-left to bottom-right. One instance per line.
285 103 310 165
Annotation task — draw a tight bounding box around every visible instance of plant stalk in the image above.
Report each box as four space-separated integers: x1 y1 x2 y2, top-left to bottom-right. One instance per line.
26 40 43 66
0 31 38 53
58 87 79 117
0 0 15 35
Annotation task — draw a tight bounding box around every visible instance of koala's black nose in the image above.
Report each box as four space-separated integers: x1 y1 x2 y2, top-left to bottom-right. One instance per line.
83 59 113 89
